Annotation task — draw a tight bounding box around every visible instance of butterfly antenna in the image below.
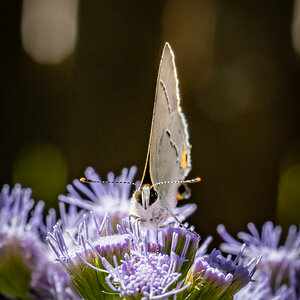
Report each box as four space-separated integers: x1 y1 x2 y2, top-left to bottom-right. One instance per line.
80 178 140 187
151 177 201 188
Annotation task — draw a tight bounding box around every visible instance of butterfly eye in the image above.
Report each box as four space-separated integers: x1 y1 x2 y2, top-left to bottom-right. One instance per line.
135 190 142 204
149 189 158 205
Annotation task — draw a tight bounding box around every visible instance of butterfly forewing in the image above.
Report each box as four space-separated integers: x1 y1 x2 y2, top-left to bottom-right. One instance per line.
145 43 192 207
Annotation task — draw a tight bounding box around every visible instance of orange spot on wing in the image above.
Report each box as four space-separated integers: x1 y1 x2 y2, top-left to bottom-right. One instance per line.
182 151 187 169
177 194 184 200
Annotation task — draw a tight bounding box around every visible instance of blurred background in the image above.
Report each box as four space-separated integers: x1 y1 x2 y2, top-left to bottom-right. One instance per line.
2 1 300 244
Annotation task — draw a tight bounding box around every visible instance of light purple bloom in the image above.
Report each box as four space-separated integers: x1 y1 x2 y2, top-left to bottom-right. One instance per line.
95 225 196 299
47 210 201 299
0 184 47 298
103 252 190 299
194 235 213 259
234 272 295 300
47 212 132 298
47 212 131 264
0 184 80 300
59 167 138 230
0 184 44 240
218 221 300 299
31 262 80 300
43 202 84 237
180 245 259 300
43 202 85 267
162 226 201 278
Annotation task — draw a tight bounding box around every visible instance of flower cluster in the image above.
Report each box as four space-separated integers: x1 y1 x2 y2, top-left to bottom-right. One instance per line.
180 246 259 300
100 225 198 299
0 184 79 299
0 166 299 299
218 222 300 299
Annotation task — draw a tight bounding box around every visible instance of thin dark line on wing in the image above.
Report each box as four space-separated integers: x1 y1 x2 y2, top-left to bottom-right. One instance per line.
160 80 171 113
166 129 181 166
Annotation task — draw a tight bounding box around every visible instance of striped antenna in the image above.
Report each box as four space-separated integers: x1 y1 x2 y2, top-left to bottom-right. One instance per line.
151 177 201 188
80 177 140 187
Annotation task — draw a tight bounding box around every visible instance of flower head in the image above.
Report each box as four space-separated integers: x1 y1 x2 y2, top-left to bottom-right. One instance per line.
0 184 81 300
47 212 131 298
0 184 47 298
218 222 300 298
59 166 138 230
48 211 201 299
234 272 295 300
180 245 259 300
163 226 200 280
43 202 85 237
0 184 44 239
98 225 196 299
104 252 189 299
31 262 80 300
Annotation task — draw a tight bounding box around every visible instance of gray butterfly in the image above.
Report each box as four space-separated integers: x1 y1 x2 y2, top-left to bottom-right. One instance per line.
129 43 200 231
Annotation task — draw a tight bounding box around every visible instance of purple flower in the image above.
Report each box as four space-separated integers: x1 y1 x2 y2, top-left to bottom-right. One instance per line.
218 222 300 299
118 218 200 267
59 167 138 230
103 252 189 299
31 262 80 300
234 272 295 300
47 211 202 299
179 245 259 300
0 184 47 298
162 226 200 280
0 184 44 240
43 202 85 268
47 212 131 298
0 184 81 300
194 235 213 259
96 225 196 299
43 202 84 237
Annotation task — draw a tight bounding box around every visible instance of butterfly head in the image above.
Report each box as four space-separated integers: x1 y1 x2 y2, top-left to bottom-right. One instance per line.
134 184 158 210
130 177 201 227
130 184 169 228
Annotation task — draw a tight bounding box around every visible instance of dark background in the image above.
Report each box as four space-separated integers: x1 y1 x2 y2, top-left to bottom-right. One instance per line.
1 1 300 244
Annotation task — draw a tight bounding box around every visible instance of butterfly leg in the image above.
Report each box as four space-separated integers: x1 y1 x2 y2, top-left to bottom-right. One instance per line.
129 214 144 241
136 218 142 242
155 223 160 253
168 210 200 238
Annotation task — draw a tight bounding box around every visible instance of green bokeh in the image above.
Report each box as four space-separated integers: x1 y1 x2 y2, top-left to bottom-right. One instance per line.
13 142 68 207
277 164 300 226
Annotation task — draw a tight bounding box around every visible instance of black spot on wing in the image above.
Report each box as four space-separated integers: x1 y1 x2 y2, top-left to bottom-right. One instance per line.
166 129 171 137
165 129 181 166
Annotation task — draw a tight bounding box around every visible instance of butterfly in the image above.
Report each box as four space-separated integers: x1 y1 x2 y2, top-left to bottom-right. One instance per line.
81 43 200 233
128 43 200 231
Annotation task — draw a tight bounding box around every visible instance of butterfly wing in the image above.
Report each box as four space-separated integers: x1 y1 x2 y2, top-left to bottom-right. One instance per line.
149 43 191 208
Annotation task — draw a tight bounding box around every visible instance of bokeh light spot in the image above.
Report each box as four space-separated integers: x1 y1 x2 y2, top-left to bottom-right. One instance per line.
13 143 68 206
21 0 78 65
